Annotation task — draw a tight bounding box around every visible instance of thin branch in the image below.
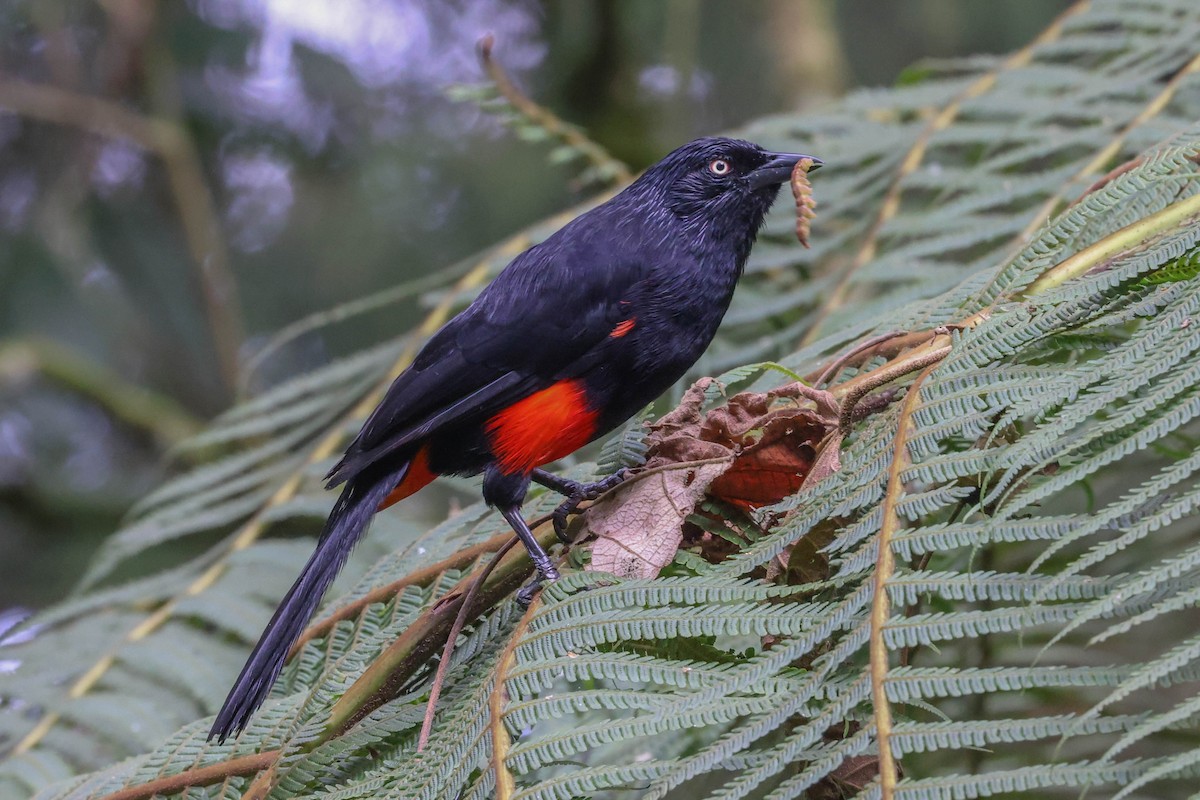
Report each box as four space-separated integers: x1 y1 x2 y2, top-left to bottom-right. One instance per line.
0 77 244 392
871 362 938 799
323 519 554 738
290 530 514 657
93 750 278 800
814 330 906 388
478 35 632 185
797 0 1089 345
419 537 518 751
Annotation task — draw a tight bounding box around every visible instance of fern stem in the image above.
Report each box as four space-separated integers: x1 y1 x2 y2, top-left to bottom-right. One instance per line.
491 596 540 800
1022 190 1200 297
871 361 938 797
323 521 553 737
419 537 519 751
289 529 516 657
836 345 951 432
814 330 907 387
93 750 279 800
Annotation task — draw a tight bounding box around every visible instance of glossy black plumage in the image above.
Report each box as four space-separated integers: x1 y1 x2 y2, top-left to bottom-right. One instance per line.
209 136 818 741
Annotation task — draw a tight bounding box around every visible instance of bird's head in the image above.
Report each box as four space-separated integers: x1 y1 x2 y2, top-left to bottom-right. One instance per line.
638 137 821 237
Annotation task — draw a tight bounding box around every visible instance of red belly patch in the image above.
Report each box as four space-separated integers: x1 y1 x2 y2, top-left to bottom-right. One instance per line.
378 445 437 510
487 379 598 474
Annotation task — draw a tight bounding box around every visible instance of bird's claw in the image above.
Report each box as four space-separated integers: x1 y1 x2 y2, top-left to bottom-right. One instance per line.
516 564 560 606
551 469 630 542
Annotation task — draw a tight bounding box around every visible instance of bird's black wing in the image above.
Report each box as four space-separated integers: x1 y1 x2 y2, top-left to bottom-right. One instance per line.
212 214 652 740
328 211 650 485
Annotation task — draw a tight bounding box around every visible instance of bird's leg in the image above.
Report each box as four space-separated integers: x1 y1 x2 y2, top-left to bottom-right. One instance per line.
531 468 630 542
499 505 560 605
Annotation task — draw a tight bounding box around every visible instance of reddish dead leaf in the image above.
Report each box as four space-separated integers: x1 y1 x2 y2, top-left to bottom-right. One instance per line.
646 379 839 511
791 157 818 248
701 382 834 510
707 415 825 509
582 378 837 577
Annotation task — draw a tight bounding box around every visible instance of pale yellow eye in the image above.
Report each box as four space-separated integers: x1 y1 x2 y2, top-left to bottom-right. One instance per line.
708 158 731 176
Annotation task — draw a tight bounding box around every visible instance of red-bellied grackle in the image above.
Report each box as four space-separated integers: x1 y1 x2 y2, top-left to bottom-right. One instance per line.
209 137 820 741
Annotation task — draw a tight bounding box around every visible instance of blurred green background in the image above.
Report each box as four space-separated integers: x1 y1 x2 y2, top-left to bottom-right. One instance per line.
0 0 1070 609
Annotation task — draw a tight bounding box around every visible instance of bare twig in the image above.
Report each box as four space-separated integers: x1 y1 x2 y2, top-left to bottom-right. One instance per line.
814 330 906 387
323 519 553 739
290 530 515 656
418 537 518 751
478 35 632 185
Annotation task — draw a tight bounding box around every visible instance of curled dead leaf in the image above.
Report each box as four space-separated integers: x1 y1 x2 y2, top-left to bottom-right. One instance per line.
661 381 835 510
582 378 839 578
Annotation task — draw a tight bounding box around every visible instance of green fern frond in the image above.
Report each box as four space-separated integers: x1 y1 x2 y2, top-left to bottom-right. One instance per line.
7 2 1200 799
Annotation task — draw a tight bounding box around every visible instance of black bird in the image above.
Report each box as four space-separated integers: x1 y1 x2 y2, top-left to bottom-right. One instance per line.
209 136 820 740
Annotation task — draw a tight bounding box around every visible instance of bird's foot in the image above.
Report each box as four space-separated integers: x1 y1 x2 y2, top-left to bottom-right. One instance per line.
548 469 629 542
516 563 561 606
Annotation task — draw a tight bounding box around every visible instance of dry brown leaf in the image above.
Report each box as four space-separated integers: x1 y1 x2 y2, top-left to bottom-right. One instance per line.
807 430 844 485
586 460 731 578
791 157 818 248
581 378 838 577
696 382 832 510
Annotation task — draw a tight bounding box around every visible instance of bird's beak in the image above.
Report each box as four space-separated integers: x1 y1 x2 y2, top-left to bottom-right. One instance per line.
747 151 823 190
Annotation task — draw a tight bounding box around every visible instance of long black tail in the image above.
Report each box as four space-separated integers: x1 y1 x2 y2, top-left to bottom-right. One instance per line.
208 464 406 742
